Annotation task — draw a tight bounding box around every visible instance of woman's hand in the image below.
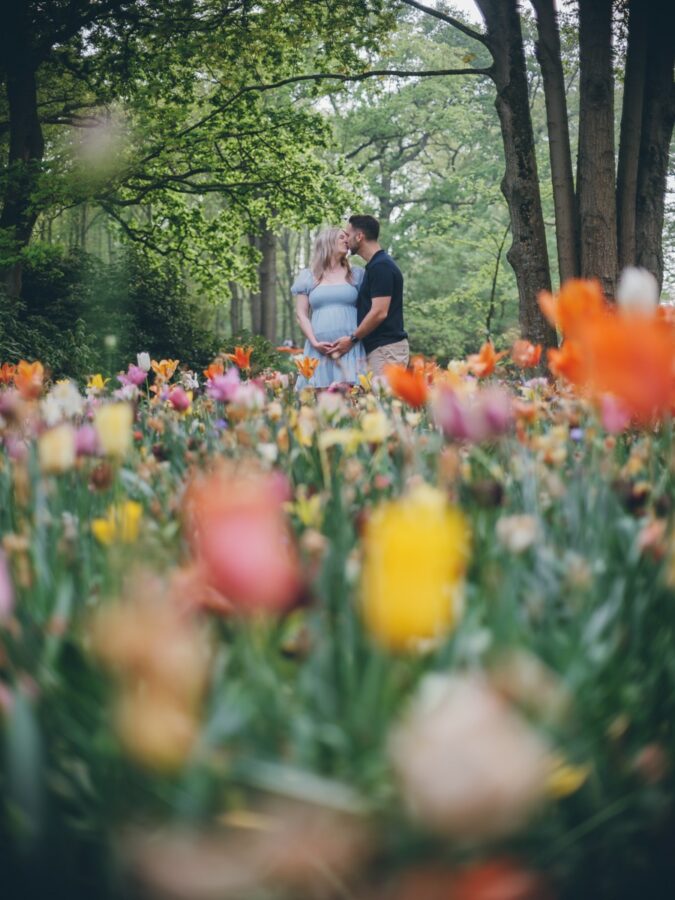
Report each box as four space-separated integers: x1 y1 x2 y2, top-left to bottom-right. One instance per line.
313 340 334 355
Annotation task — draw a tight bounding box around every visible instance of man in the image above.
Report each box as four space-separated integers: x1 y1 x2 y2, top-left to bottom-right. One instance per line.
331 214 409 375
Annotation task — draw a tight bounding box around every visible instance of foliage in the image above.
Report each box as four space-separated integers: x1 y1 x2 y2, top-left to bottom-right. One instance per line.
1 244 219 380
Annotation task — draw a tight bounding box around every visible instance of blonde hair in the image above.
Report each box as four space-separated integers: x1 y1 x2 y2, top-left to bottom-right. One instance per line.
310 227 353 283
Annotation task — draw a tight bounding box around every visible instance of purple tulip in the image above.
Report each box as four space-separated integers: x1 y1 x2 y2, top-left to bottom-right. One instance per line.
75 424 99 456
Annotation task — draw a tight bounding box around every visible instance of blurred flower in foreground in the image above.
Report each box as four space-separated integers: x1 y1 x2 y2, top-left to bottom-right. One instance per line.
432 384 512 443
540 278 675 424
94 402 133 458
14 360 44 400
167 385 192 413
0 550 14 621
546 757 590 798
378 858 549 900
90 579 210 771
384 363 428 408
207 367 240 403
91 501 143 545
361 484 469 650
496 514 540 554
467 341 506 378
616 267 659 316
38 423 76 474
389 673 550 839
124 800 370 899
511 340 542 369
184 463 301 614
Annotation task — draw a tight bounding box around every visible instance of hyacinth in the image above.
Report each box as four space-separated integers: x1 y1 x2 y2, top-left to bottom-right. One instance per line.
360 484 469 650
184 463 301 614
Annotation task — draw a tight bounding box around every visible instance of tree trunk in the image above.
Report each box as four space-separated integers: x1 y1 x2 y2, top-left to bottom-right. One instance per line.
531 0 579 285
577 0 617 297
616 0 648 272
259 226 277 344
248 234 262 334
634 0 675 291
0 18 44 298
475 0 557 347
229 281 241 335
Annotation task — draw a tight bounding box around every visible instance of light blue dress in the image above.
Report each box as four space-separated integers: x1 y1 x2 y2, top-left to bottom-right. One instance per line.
291 267 368 389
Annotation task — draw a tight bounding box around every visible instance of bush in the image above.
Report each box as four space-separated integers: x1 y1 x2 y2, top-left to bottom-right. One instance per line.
1 244 220 381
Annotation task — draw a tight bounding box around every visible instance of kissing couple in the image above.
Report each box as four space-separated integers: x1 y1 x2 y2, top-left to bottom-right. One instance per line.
292 214 409 390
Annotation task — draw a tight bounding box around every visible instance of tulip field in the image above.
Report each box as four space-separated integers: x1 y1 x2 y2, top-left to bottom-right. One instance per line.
1 279 675 899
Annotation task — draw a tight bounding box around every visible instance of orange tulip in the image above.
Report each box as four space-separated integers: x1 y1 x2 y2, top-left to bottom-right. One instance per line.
547 340 586 384
14 360 44 399
226 346 253 370
467 342 507 378
151 359 179 381
384 364 429 408
511 340 542 368
203 361 225 380
0 362 16 385
294 355 319 380
538 278 605 337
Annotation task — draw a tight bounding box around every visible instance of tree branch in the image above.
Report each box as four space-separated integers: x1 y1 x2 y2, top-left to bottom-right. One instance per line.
398 0 490 47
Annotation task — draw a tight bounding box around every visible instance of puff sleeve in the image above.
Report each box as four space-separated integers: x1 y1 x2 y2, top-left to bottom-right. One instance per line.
291 268 313 296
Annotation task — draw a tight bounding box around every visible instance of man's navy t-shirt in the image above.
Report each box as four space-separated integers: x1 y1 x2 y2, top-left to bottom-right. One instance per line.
356 249 407 354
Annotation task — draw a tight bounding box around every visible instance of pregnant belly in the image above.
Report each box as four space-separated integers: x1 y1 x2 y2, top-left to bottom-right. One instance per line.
312 306 357 341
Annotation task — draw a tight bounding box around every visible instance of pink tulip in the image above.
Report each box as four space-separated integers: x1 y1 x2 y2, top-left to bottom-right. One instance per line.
207 368 240 403
432 385 512 443
185 466 301 613
118 364 148 387
168 386 191 412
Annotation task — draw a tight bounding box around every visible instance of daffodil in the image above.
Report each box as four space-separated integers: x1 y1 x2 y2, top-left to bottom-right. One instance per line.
91 501 143 545
361 484 470 651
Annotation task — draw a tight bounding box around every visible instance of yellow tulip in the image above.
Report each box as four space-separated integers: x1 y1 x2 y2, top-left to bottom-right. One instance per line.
91 501 143 545
361 484 469 651
94 402 133 458
360 410 390 444
38 423 76 474
87 373 109 392
546 757 590 798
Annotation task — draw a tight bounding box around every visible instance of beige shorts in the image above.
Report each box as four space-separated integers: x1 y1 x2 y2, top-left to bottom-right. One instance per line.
366 339 410 376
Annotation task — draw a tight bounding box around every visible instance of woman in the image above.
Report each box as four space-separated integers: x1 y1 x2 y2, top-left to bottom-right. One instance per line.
292 227 367 389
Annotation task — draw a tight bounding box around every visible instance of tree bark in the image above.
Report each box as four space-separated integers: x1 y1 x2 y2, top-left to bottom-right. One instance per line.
577 0 617 297
259 226 277 343
248 234 262 334
634 0 675 291
475 0 557 347
0 5 44 297
616 0 648 272
531 0 579 285
229 281 241 335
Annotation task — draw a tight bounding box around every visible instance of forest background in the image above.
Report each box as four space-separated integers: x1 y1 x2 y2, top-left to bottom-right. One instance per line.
1 0 673 379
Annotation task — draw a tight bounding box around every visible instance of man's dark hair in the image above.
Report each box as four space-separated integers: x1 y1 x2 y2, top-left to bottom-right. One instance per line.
348 214 380 242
